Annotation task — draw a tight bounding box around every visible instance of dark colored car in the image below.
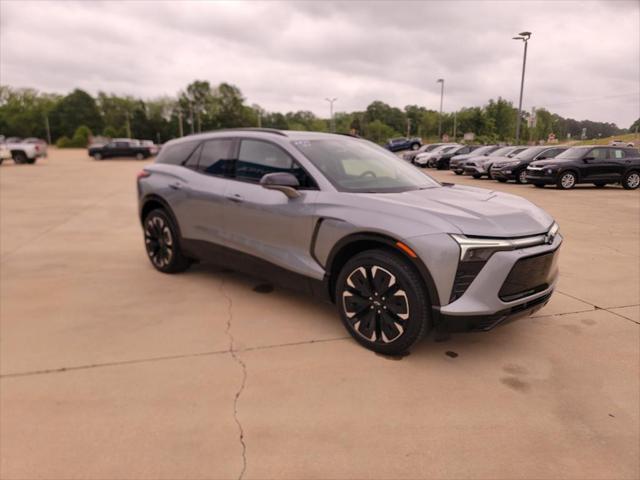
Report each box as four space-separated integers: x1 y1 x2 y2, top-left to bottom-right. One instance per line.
89 140 152 160
525 146 640 190
430 145 482 170
449 145 500 174
490 146 568 184
385 137 422 152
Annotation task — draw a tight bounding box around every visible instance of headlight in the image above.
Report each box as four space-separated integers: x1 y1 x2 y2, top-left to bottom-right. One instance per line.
451 222 559 262
543 165 558 174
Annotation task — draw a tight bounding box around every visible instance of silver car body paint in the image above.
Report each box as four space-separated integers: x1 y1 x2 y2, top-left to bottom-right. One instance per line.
139 130 560 318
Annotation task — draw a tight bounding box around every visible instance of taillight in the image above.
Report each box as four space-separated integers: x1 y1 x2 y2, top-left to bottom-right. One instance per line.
137 170 150 180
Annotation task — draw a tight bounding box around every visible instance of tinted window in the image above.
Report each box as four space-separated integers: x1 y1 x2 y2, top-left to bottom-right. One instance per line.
196 139 234 176
555 147 590 160
588 148 608 161
236 139 316 188
611 149 625 159
115 142 129 148
156 141 199 165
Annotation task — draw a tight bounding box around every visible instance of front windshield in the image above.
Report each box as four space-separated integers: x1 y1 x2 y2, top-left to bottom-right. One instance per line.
489 147 513 157
437 145 455 154
472 146 495 156
293 138 440 193
514 147 547 161
555 147 590 160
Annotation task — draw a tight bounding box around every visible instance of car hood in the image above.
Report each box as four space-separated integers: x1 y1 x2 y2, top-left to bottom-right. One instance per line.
529 158 571 168
351 184 553 238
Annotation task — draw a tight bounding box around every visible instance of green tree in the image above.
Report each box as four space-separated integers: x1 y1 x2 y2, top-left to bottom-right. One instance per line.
49 89 102 140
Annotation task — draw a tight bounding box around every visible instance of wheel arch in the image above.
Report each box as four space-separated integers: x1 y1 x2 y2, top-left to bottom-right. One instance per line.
324 232 440 307
140 194 183 237
558 167 581 182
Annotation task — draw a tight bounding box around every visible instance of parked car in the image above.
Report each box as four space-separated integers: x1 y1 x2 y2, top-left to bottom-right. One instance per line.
138 128 561 355
449 145 500 175
402 143 443 163
525 145 640 190
490 146 568 184
610 140 635 147
429 145 482 170
140 140 160 156
0 137 47 164
0 143 12 164
463 146 528 179
414 144 459 167
88 139 152 160
384 136 422 152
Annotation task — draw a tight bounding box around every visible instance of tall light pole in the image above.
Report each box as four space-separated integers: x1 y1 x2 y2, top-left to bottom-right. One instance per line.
513 31 531 144
325 97 337 132
437 79 444 139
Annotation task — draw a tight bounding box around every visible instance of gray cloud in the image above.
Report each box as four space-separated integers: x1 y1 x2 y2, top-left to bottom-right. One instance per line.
1 0 638 127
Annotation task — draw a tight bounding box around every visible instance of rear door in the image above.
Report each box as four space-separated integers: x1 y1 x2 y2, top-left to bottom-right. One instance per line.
223 138 320 277
609 148 630 179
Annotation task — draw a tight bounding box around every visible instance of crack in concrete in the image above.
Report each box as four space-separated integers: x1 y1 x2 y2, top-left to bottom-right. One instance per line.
219 279 247 480
557 290 640 326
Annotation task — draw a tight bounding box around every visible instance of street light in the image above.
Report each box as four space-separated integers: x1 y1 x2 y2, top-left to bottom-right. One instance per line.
325 97 337 132
512 31 531 143
437 79 444 139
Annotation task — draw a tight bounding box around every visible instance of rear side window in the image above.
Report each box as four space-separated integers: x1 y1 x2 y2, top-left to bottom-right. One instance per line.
611 149 625 159
195 139 235 176
156 141 199 165
588 148 608 161
236 139 316 188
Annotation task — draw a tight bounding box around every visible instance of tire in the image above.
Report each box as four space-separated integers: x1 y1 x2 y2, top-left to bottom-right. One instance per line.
497 178 508 183
143 209 191 273
557 171 577 189
622 170 640 190
0 159 4 165
12 151 28 164
533 182 545 188
411 143 420 150
454 171 462 175
25 157 36 164
136 152 145 160
93 153 102 161
472 174 482 179
335 249 430 355
516 170 528 184
593 182 606 188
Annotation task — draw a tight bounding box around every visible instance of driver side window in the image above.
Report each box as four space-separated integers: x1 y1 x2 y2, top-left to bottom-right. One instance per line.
235 139 316 189
588 148 608 161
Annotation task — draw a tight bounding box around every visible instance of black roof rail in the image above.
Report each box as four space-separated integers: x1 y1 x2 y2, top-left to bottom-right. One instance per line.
228 128 288 137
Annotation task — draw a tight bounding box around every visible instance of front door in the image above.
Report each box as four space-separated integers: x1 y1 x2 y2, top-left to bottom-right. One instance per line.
582 147 611 180
223 138 321 279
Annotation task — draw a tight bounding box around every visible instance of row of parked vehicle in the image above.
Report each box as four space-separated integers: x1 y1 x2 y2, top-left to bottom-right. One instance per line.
401 142 640 190
88 138 160 160
0 136 48 165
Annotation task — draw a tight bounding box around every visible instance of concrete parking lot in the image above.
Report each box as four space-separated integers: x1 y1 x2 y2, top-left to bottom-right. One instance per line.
1 148 639 479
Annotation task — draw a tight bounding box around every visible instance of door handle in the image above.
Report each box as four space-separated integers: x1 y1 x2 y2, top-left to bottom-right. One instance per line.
227 194 244 203
169 182 182 190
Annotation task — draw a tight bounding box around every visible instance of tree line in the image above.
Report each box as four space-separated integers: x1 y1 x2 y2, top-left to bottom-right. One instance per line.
0 81 633 147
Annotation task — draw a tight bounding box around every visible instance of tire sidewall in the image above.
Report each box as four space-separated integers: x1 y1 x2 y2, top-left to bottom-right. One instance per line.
143 209 189 273
557 171 577 189
335 249 430 355
622 171 640 190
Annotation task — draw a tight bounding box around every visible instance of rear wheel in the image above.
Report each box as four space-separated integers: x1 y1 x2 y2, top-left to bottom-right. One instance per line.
12 151 27 164
336 249 430 355
94 152 103 161
622 170 640 190
411 143 420 150
136 152 145 160
143 209 191 273
557 171 577 189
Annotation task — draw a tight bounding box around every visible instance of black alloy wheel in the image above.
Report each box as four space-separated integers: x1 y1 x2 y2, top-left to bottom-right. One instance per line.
336 249 430 355
143 209 191 273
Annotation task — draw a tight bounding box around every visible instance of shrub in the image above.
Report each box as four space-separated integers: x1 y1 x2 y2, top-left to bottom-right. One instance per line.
55 136 72 148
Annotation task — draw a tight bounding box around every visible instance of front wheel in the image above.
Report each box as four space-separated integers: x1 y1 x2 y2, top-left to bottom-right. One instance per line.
143 209 191 273
516 170 528 184
93 153 102 161
136 152 145 160
557 171 577 189
12 151 28 164
336 249 430 355
622 170 640 190
411 143 420 150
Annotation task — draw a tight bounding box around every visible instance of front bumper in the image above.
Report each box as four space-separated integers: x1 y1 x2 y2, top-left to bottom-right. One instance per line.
433 234 562 331
463 165 486 175
525 169 556 184
490 168 516 181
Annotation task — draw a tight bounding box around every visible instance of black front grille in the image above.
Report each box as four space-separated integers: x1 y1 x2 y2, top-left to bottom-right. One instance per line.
527 170 544 177
499 249 559 302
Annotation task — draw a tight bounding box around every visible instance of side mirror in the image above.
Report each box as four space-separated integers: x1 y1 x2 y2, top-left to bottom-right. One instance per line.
583 156 595 162
537 156 547 160
260 172 300 199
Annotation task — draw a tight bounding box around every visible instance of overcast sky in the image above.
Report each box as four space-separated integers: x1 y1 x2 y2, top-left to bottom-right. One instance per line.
1 0 638 127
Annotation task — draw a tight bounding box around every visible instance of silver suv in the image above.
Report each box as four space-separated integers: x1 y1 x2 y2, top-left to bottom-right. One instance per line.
137 129 562 355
